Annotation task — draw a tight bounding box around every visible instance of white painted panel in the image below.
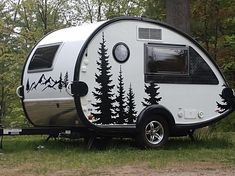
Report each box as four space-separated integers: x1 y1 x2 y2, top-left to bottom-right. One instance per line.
79 20 226 126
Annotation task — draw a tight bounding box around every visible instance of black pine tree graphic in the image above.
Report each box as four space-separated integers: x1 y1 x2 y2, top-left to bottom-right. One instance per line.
26 79 30 92
216 95 229 113
64 71 69 87
216 87 235 113
126 84 137 124
115 66 127 124
92 33 115 124
58 73 63 92
142 82 162 107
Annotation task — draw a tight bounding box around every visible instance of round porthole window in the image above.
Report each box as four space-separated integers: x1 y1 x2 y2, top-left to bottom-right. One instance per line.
112 42 130 63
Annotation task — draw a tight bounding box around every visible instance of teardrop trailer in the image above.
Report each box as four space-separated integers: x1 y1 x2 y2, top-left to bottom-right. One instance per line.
1 17 234 149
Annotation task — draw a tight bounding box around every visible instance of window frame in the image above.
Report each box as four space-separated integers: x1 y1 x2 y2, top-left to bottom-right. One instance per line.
144 43 189 76
144 44 219 85
27 42 62 73
112 42 130 63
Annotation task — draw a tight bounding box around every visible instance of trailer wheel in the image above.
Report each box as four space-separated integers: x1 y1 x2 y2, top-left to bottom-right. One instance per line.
137 115 169 148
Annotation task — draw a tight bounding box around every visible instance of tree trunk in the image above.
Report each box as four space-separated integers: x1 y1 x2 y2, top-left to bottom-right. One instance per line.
13 0 21 22
44 0 48 34
97 0 102 21
165 0 190 34
0 84 5 123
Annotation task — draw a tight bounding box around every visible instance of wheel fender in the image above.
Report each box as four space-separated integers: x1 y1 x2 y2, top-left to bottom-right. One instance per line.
136 104 175 133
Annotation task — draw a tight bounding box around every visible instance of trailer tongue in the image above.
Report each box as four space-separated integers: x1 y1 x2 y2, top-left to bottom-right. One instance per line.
0 127 91 149
0 125 137 149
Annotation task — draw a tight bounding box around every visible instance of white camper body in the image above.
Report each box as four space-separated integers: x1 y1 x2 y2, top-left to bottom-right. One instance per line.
19 17 234 148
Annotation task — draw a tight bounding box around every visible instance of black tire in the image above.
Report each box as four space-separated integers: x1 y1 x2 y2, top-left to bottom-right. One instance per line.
136 115 169 148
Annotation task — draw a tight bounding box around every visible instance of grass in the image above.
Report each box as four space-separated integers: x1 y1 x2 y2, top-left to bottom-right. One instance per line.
0 132 235 175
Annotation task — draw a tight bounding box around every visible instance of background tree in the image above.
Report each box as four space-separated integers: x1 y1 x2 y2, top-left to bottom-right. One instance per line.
104 0 145 19
191 0 235 87
142 0 165 20
0 0 72 126
165 0 190 34
92 33 115 124
72 0 104 23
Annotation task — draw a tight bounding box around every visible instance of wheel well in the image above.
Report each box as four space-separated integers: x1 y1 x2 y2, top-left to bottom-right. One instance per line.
136 105 176 134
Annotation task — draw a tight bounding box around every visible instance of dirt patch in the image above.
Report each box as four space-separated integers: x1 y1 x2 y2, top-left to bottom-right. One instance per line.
158 162 235 176
42 162 235 176
0 162 235 176
97 162 235 176
0 163 36 176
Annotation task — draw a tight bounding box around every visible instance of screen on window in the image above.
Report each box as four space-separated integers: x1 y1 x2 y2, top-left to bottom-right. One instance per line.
145 45 188 75
28 44 60 71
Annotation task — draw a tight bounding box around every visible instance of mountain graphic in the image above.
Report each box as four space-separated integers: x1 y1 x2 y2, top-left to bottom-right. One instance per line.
27 72 68 92
38 74 46 84
43 76 55 85
42 83 57 91
28 82 36 91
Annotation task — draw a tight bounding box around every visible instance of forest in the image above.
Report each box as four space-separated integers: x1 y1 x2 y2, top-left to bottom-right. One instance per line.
0 0 234 129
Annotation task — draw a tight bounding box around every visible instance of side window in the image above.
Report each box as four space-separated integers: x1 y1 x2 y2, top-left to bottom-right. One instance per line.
145 44 188 75
189 47 218 84
144 44 219 85
145 44 189 83
112 42 130 63
28 44 60 72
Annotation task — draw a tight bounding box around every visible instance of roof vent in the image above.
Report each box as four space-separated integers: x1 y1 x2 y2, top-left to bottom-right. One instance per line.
138 27 162 40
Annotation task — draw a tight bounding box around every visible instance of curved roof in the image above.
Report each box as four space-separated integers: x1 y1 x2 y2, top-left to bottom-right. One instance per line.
32 16 225 86
73 16 226 86
38 21 106 45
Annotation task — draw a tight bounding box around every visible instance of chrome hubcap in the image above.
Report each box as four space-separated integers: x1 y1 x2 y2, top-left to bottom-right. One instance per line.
145 121 164 145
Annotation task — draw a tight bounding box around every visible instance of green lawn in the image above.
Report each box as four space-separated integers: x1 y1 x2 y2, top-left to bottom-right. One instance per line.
0 132 234 175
